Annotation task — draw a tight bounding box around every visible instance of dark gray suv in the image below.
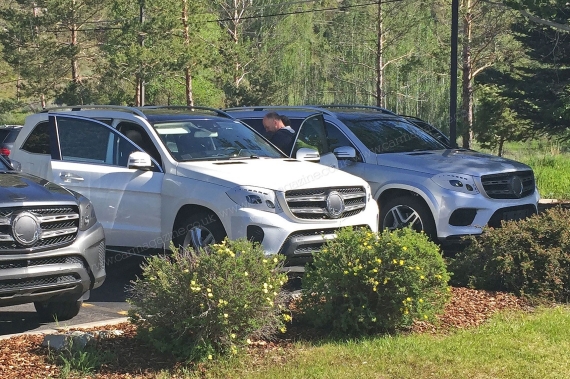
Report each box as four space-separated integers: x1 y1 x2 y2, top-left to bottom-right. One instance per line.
0 156 105 321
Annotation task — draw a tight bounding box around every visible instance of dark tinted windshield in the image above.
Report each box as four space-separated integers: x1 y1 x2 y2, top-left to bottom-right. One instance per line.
341 117 446 153
153 119 284 161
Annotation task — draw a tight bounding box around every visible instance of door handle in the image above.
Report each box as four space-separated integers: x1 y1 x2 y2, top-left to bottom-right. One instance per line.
59 172 84 182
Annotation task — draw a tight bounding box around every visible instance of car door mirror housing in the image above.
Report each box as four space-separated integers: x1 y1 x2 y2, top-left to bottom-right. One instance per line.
333 146 356 159
295 147 320 162
128 151 153 170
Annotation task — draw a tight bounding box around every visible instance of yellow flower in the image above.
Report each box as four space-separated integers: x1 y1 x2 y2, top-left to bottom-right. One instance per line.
383 278 389 284
371 317 377 322
402 246 407 251
231 333 236 339
416 266 420 270
208 293 213 298
207 288 212 293
208 354 213 360
273 257 278 263
191 280 196 285
246 339 252 344
224 313 228 318
183 269 189 273
424 315 428 319
263 283 268 288
392 259 397 264
263 288 268 293
420 275 425 280
343 270 349 275
399 260 404 265
283 314 292 322
372 268 378 273
280 326 287 333
244 271 249 276
263 259 268 263
419 298 424 303
375 258 382 264
406 297 412 302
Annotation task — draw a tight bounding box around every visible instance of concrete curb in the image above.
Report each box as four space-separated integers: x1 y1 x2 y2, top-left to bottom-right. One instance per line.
0 317 129 341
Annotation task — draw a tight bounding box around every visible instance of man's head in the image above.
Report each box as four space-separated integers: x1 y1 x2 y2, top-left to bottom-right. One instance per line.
262 112 284 133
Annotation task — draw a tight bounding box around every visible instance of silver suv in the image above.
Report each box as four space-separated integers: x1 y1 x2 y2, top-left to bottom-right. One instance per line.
0 156 105 321
226 105 540 245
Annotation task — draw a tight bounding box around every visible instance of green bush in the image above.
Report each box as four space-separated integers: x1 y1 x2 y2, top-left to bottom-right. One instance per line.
127 239 288 362
448 207 570 301
299 227 451 336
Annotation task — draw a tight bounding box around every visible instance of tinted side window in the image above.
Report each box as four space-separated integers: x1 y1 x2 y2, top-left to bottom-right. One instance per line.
58 118 110 163
325 122 355 150
294 115 329 156
57 117 143 167
21 122 51 154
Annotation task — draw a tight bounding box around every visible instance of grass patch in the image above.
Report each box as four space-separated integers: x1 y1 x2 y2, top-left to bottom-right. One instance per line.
475 140 570 200
172 306 570 379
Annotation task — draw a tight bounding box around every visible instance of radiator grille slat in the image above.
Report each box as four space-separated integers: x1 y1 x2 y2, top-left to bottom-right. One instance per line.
0 206 79 253
285 187 366 219
481 171 536 199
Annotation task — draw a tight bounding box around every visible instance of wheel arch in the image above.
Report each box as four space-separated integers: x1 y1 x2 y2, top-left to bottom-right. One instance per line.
172 204 227 244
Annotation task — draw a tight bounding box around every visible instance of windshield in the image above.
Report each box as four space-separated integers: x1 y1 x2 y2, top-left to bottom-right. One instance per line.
153 119 284 161
341 117 447 153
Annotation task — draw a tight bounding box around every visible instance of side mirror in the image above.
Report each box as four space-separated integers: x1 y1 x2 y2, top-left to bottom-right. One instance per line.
128 151 153 170
295 147 320 162
333 146 356 159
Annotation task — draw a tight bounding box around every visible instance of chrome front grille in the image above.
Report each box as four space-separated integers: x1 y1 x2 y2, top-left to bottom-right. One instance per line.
285 187 366 219
480 170 536 199
0 206 79 252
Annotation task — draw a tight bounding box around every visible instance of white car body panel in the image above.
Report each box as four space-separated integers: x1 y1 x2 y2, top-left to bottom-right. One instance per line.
11 109 379 259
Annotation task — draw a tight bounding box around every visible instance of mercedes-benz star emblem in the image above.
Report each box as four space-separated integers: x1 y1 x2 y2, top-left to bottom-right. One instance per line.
510 176 524 198
12 212 41 246
326 191 345 219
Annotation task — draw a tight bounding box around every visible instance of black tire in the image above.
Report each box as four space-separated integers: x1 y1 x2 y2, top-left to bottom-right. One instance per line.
174 211 227 255
34 298 83 322
379 195 437 240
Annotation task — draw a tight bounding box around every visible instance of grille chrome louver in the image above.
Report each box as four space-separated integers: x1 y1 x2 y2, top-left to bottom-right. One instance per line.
285 187 366 219
481 170 536 199
0 206 80 252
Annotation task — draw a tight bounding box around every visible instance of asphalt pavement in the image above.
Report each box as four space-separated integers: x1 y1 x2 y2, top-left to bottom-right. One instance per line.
0 253 146 339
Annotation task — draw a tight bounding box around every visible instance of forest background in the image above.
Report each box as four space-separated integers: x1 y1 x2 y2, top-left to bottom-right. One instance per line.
0 0 568 153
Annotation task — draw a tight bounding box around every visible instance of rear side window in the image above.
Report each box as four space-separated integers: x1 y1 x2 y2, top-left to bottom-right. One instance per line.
21 122 51 154
5 129 20 143
0 129 10 142
58 118 111 163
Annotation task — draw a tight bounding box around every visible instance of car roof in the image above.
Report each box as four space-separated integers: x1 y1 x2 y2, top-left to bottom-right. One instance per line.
224 106 324 119
40 105 234 124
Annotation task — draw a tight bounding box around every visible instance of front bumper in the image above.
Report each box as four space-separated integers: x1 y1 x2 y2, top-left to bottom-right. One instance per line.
227 199 379 259
435 188 540 242
0 222 106 307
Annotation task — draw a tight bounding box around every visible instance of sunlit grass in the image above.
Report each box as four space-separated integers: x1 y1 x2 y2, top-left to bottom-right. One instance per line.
161 306 570 379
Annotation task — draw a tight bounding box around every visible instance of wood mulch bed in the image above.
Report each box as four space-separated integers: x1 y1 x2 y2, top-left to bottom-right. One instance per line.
0 287 533 379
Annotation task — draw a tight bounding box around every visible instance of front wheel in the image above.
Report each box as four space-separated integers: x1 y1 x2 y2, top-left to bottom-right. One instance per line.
379 196 437 240
34 298 83 322
174 211 227 255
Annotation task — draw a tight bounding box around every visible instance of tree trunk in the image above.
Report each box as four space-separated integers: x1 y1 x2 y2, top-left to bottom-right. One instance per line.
498 137 504 157
461 0 473 149
182 0 194 106
375 0 384 107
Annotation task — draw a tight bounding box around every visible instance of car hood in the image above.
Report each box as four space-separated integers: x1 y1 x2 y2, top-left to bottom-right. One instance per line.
0 171 75 204
176 158 367 191
377 149 533 176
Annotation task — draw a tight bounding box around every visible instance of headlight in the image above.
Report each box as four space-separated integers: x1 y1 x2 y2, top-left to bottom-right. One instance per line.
78 196 98 231
431 173 480 195
226 186 283 213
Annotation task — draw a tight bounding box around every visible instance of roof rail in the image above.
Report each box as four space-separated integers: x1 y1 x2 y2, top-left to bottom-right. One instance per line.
139 106 234 119
41 105 147 118
314 104 397 116
224 105 338 117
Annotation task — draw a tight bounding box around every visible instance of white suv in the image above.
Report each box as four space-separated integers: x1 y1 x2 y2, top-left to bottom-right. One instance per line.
226 105 540 245
10 106 378 267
